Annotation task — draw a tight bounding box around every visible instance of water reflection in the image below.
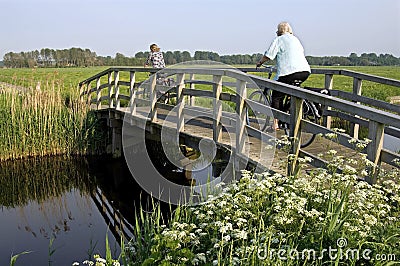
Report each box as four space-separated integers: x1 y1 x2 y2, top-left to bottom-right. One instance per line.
0 141 229 265
0 156 126 265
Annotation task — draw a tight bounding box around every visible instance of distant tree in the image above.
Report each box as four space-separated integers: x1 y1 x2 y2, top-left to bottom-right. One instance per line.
135 51 146 58
3 48 400 68
181 51 192 62
164 51 176 65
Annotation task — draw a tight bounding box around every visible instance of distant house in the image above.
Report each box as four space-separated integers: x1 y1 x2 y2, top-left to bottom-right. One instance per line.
0 61 4 67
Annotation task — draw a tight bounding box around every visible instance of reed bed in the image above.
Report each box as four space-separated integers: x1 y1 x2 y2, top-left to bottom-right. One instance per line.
0 77 103 161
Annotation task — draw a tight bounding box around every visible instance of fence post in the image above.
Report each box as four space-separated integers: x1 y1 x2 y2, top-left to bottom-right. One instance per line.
96 77 101 110
108 71 114 108
365 120 384 184
86 82 91 105
213 75 223 143
114 70 120 110
323 74 333 129
236 79 247 155
189 73 195 106
149 74 157 122
129 71 136 115
176 73 185 133
287 96 304 177
350 77 362 139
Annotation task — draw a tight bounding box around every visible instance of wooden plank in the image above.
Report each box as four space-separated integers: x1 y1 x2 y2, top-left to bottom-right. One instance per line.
108 72 113 108
176 73 185 133
86 82 91 105
213 75 223 142
366 120 385 184
188 73 195 106
130 71 136 115
236 80 247 155
114 71 120 110
323 74 333 129
96 77 101 110
182 88 236 102
332 90 400 114
149 74 157 122
118 95 130 101
381 149 400 168
288 97 303 176
341 70 400 87
79 68 111 86
350 77 362 138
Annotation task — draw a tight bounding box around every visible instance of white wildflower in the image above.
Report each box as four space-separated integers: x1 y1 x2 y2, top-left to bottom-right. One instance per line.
223 235 231 242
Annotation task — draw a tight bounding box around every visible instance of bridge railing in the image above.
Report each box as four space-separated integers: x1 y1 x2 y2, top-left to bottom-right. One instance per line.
79 67 400 183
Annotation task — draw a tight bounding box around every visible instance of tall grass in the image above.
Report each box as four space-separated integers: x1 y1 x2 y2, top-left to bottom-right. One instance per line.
0 77 104 161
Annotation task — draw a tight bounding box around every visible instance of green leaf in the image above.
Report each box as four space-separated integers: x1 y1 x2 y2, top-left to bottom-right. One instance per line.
10 251 32 266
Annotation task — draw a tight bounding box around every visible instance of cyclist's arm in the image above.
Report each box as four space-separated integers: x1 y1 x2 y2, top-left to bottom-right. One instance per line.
256 55 271 67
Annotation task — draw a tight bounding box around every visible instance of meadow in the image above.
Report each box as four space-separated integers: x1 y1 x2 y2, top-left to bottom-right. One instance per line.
1 65 400 265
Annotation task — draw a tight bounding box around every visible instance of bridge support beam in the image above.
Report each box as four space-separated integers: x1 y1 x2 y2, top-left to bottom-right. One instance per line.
323 74 333 129
108 114 122 158
287 96 304 177
365 120 384 184
350 78 362 139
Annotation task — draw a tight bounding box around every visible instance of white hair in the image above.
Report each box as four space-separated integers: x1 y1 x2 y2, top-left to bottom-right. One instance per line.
277 22 293 35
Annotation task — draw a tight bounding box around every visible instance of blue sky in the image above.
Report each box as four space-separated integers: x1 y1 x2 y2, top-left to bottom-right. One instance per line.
1 0 399 59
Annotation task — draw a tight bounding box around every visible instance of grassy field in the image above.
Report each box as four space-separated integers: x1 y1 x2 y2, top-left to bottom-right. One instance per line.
0 65 399 98
305 66 400 101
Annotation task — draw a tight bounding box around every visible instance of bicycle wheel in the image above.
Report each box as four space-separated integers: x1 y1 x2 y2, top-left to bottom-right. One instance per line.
284 100 318 148
246 90 272 131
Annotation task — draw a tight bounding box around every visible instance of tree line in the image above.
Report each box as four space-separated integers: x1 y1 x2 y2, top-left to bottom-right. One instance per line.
2 47 400 68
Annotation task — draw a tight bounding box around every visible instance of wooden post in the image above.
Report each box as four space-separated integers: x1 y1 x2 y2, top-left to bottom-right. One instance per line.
149 74 157 122
365 120 384 184
350 78 362 139
323 74 333 129
236 79 247 155
176 73 185 132
108 71 114 108
129 71 136 115
114 71 120 110
96 77 101 110
213 75 223 143
86 82 91 105
287 96 303 177
189 73 195 106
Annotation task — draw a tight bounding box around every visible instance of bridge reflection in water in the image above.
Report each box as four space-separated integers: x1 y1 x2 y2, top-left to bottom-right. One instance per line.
0 147 214 265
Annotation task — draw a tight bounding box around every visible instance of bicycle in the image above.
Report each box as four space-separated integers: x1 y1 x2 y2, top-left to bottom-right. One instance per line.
246 65 327 148
156 74 175 104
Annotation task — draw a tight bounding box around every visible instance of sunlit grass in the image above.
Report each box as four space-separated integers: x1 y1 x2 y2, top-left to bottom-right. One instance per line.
0 76 104 161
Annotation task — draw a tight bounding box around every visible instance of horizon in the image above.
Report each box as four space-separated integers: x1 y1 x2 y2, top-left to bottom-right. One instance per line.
1 0 399 59
2 47 399 60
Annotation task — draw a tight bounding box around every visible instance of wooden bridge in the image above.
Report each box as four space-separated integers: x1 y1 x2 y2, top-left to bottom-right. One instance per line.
79 66 400 184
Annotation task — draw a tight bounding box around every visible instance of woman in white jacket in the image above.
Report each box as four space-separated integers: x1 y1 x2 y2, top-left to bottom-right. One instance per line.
256 22 311 131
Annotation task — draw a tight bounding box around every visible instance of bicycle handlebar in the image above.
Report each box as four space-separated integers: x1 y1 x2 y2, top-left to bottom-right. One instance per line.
256 64 276 79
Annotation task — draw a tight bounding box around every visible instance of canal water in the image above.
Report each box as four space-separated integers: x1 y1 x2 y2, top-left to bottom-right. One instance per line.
0 141 228 265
